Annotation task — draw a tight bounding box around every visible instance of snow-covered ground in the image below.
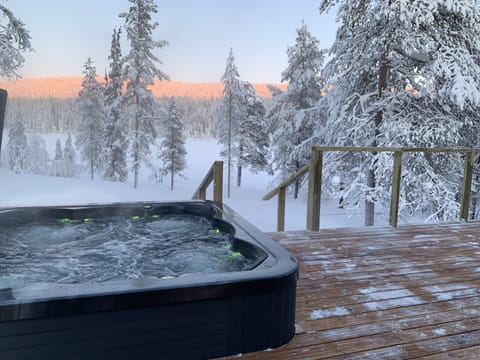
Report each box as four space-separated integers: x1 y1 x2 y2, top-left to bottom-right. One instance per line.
0 136 385 232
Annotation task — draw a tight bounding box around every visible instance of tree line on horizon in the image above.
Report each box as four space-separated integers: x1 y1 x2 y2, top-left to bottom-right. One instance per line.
3 0 480 225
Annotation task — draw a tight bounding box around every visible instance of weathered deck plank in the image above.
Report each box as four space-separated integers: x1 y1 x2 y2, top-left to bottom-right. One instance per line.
220 222 480 359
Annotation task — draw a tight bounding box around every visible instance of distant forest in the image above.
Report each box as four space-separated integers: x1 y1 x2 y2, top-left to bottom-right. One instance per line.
5 96 221 138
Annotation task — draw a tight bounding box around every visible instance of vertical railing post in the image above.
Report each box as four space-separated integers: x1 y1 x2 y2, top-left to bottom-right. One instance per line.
277 187 286 232
460 151 474 222
307 148 323 231
213 160 223 205
198 188 206 200
389 151 403 227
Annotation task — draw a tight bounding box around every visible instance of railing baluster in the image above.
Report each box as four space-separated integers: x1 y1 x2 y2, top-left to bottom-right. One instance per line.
389 151 403 227
307 149 323 231
277 187 286 232
213 161 223 205
460 151 474 222
192 161 224 205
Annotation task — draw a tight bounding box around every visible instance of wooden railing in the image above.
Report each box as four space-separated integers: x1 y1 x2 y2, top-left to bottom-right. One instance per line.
192 161 224 205
264 147 477 232
263 164 309 232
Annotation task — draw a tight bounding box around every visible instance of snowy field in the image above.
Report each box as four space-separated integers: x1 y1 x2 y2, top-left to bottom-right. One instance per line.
0 136 390 232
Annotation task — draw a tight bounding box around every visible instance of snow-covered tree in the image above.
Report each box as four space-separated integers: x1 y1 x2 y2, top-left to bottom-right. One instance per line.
0 4 32 78
26 134 49 175
6 120 27 172
268 22 325 199
159 98 187 190
120 0 169 189
217 48 245 196
318 0 480 224
63 133 77 177
218 51 269 190
104 27 128 182
52 138 64 177
236 81 268 185
76 57 106 180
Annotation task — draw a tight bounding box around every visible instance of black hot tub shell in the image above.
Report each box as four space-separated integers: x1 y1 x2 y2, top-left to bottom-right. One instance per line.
0 201 298 360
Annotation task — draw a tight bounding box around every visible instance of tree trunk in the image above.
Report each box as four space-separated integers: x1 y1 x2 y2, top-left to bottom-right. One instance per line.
133 95 140 189
237 144 242 187
237 164 242 187
294 160 300 200
170 167 174 191
471 156 480 220
365 167 376 226
365 45 389 226
227 93 232 198
90 141 94 181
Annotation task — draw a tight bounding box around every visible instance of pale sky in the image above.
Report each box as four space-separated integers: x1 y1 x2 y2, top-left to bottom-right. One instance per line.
7 0 338 83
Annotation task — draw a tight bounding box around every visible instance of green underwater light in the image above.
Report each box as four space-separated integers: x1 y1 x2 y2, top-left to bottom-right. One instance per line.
59 218 71 224
229 251 242 258
151 214 160 220
131 215 142 221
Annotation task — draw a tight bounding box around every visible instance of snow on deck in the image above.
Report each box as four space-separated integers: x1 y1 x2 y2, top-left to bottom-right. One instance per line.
219 222 480 359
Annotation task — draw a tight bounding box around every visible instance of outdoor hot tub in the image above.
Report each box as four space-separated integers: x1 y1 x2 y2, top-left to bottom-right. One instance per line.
0 201 298 360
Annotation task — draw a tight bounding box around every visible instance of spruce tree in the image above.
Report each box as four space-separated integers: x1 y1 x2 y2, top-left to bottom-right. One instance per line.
218 48 245 197
236 81 268 184
159 98 187 191
76 57 106 180
63 133 77 177
318 0 480 224
6 120 27 173
0 5 32 78
268 22 325 199
120 0 169 189
104 27 128 182
53 138 64 177
26 134 49 175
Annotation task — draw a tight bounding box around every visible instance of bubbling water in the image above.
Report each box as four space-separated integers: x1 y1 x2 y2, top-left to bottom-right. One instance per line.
0 214 255 289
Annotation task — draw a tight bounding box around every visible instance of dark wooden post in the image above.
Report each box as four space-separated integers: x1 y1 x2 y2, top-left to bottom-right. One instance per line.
389 151 403 227
460 151 474 222
277 187 286 232
213 161 224 205
307 148 323 231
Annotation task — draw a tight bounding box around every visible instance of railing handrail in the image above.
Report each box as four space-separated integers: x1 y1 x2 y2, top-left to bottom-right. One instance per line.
263 146 477 232
192 160 223 205
262 165 309 201
312 146 478 153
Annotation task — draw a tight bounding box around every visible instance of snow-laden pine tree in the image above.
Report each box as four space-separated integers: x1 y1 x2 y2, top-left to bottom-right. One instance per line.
120 0 169 189
76 57 106 180
0 5 32 79
53 138 64 177
217 48 245 197
159 98 187 191
0 5 31 159
63 133 77 177
26 134 49 175
318 0 480 224
268 22 325 199
104 28 128 182
236 81 269 185
6 120 27 173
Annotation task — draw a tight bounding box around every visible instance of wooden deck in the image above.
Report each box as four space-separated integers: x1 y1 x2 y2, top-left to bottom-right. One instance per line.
223 222 480 359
